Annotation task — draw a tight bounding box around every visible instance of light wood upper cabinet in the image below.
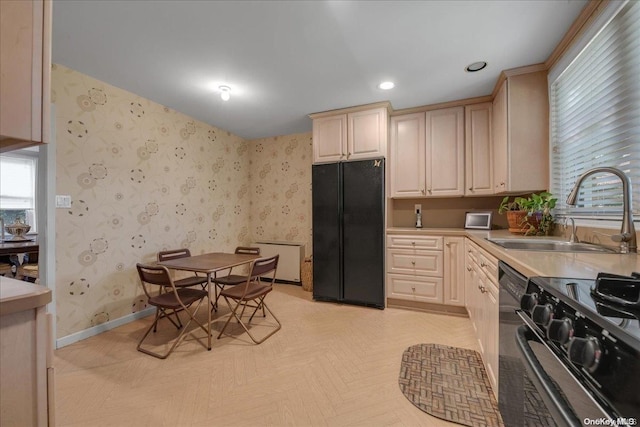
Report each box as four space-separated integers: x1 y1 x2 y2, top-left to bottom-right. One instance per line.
425 106 465 197
0 0 52 153
465 103 493 196
348 108 388 161
312 114 347 163
492 70 549 193
310 103 389 164
390 113 425 197
390 107 464 198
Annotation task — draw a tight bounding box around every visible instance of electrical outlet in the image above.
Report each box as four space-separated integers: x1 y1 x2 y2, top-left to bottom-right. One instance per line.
414 204 422 214
56 195 72 208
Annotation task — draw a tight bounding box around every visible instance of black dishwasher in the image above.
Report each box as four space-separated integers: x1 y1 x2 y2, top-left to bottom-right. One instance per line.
498 261 559 427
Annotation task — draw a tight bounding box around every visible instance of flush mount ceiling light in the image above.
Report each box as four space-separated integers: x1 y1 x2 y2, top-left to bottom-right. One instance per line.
465 61 488 72
378 81 395 90
219 85 231 101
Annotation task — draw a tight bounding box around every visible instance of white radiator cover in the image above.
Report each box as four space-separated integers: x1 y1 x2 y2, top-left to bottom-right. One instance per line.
253 241 305 283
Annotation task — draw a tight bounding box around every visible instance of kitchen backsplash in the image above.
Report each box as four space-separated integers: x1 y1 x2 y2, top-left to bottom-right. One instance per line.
52 64 312 339
390 197 509 229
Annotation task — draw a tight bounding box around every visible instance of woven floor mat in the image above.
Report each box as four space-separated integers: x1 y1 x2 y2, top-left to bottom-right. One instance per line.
399 343 504 427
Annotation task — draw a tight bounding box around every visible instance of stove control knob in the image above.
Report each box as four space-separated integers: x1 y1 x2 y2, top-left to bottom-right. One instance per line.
547 318 574 345
531 304 554 327
568 337 602 373
520 293 539 313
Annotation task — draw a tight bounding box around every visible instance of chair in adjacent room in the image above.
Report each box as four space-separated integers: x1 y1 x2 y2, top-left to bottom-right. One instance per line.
212 246 261 306
19 252 39 283
217 254 281 344
135 263 210 359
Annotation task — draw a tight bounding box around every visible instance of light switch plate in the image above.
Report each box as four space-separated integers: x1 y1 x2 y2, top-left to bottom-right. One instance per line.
414 204 422 214
56 195 72 208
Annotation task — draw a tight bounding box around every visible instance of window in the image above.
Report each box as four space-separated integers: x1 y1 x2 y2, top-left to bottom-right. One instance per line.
0 152 38 233
549 0 640 220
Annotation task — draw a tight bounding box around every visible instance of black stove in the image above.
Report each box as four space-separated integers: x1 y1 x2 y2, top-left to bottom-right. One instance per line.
524 273 640 423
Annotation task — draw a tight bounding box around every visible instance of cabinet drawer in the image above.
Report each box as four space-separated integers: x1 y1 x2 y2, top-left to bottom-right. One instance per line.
387 249 443 276
388 274 443 303
387 235 443 250
480 252 498 283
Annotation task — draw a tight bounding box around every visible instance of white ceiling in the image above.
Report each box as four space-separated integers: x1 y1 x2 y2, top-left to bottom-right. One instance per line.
52 0 587 140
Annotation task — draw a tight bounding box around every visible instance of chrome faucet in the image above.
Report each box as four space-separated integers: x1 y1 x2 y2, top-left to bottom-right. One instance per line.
566 167 636 253
563 217 579 243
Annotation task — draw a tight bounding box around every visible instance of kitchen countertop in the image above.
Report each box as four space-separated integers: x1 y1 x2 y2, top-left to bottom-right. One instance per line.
0 276 51 316
387 227 640 279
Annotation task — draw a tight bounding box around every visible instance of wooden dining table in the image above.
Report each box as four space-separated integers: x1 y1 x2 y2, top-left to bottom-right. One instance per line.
156 251 261 350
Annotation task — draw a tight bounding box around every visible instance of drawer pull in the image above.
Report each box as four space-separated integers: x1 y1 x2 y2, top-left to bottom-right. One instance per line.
466 267 472 272
480 262 487 267
411 261 416 266
411 241 416 245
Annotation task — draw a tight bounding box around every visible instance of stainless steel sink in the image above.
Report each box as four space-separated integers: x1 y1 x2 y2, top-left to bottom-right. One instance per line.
486 238 617 253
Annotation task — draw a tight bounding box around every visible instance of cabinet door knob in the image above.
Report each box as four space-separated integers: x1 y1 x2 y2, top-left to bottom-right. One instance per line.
466 267 472 272
421 188 425 194
411 261 416 266
411 286 416 291
468 187 473 191
428 188 432 193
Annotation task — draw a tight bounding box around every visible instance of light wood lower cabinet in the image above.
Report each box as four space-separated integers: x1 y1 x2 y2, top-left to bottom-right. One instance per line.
387 273 443 303
0 278 54 426
386 233 465 307
443 237 465 306
465 239 499 396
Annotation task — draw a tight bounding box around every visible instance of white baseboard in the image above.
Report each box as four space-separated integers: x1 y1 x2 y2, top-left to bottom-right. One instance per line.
56 307 155 348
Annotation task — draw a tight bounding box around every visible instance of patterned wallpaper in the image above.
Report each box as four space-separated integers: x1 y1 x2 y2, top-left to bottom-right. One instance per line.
249 134 313 252
52 64 312 339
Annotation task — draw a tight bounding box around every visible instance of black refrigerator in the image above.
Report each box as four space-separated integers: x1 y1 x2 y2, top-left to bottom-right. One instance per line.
312 158 385 309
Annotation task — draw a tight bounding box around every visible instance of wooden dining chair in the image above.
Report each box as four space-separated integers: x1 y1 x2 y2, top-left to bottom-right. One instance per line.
212 246 260 305
217 255 281 344
136 263 210 359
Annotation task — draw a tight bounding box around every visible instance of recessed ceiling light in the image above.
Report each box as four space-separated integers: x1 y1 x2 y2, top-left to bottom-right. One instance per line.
465 61 488 72
219 85 231 101
378 81 395 90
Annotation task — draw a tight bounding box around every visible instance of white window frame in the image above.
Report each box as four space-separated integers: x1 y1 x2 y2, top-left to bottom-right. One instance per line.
548 0 639 227
0 149 39 234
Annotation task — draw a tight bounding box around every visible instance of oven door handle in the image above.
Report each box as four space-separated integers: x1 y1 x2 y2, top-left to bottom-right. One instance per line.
516 325 582 427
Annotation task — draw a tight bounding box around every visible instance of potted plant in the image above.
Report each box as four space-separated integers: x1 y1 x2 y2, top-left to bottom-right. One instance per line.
499 192 557 235
519 192 557 236
498 196 529 234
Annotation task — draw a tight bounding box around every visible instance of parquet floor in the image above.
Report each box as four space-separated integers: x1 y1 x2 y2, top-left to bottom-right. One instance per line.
54 284 480 427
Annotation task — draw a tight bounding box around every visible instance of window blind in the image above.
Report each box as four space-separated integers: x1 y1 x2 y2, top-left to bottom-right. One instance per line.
0 154 37 210
549 0 640 219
